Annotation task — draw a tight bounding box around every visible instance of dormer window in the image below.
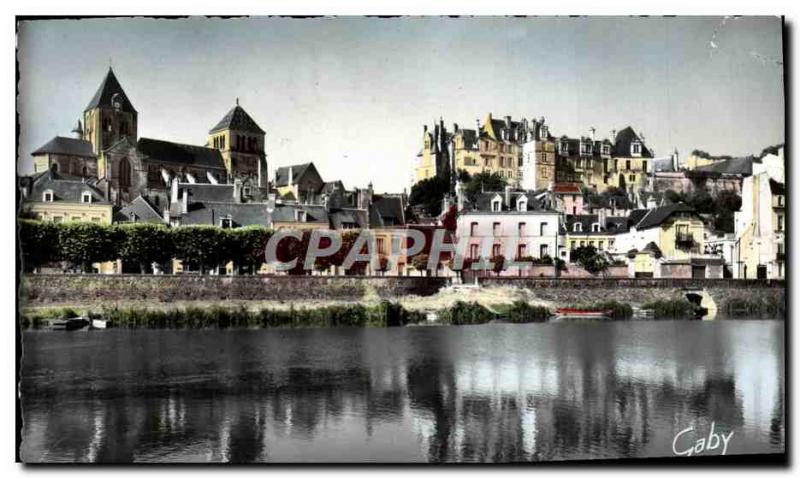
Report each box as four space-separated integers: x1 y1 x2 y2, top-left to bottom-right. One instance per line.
602 144 611 156
43 190 54 202
580 142 592 156
631 141 642 157
573 222 582 232
592 223 600 232
243 187 251 197
517 198 527 212
559 140 569 156
491 198 502 212
220 216 233 229
81 191 92 204
295 210 307 222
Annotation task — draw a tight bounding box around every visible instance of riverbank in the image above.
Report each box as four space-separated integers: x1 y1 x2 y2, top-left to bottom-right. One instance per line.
19 275 785 327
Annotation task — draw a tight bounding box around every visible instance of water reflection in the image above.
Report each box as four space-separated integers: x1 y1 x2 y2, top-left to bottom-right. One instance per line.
20 321 784 463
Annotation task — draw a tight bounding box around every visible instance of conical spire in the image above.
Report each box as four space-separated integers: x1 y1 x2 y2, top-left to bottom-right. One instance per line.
209 102 265 135
84 67 136 113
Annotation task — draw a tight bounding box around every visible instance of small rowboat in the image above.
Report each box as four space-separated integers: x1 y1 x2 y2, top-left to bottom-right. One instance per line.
51 317 90 331
554 308 613 320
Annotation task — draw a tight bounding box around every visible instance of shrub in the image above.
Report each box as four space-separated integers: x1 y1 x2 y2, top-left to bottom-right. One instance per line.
502 300 551 323
441 301 495 325
172 226 228 273
18 220 60 271
58 222 119 272
114 223 175 273
641 299 698 318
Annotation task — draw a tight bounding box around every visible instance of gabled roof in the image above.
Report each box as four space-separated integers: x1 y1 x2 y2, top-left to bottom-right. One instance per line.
564 214 630 235
209 105 265 135
329 208 369 229
369 194 406 227
32 136 96 158
271 203 329 224
117 196 164 224
274 162 320 187
25 170 108 204
84 67 136 113
613 126 653 158
137 138 226 171
180 202 271 227
631 203 698 230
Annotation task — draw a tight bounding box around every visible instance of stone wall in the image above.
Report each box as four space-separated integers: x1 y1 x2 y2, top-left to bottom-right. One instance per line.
20 274 449 305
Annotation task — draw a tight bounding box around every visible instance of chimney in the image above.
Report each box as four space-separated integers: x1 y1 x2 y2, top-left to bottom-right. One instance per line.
504 185 512 208
287 166 293 185
453 123 459 132
476 118 481 136
646 195 657 210
598 207 607 230
611 129 617 142
163 207 170 224
233 179 242 203
423 124 427 134
170 177 179 204
504 115 511 130
590 127 596 142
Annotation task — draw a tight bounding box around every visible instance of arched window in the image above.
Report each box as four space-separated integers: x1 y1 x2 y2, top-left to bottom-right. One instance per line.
119 157 132 188
573 222 582 232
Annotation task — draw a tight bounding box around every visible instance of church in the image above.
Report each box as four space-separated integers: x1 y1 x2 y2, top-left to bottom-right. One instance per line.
29 67 269 209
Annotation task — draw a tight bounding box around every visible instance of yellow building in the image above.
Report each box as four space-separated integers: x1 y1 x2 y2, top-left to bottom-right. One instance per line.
20 170 113 224
414 114 529 186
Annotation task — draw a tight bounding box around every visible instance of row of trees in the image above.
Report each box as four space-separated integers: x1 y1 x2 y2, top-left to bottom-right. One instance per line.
18 220 392 275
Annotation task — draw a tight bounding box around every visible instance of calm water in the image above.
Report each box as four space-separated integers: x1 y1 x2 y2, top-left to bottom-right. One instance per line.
20 320 784 463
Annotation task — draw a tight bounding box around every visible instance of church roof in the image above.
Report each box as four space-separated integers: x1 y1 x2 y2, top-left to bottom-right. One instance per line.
32 136 96 158
137 138 227 171
84 67 137 114
209 104 265 135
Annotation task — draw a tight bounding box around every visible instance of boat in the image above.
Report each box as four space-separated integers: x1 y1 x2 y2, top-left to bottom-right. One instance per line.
51 317 90 331
553 308 613 320
90 319 108 330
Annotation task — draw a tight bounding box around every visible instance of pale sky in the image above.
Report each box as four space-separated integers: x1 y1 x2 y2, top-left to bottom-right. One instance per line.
17 16 784 193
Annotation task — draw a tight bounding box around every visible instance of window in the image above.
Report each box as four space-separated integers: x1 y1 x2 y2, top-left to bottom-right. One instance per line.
377 238 385 254
491 199 501 212
470 244 479 259
777 214 784 232
470 222 478 236
119 157 132 188
81 191 92 204
580 240 586 247
295 210 307 222
629 174 635 182
559 141 568 155
518 222 526 236
631 142 641 156
592 223 600 232
573 222 582 232
598 241 604 250
243 187 251 197
541 222 549 235
493 222 501 236
517 244 527 259
570 240 576 249
602 144 610 155
626 160 631 171
42 190 54 202
517 199 527 211
220 217 233 229
642 161 648 173
492 244 501 258
540 244 548 258
778 195 784 206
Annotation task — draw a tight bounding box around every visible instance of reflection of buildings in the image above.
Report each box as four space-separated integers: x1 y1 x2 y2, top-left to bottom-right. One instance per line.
21 323 784 463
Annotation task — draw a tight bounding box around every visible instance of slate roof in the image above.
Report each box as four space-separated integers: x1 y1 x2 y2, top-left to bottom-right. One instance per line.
137 138 226 171
463 190 558 214
181 183 237 202
274 163 316 187
84 68 136 113
271 203 329 224
25 170 108 204
329 208 369 229
456 128 479 150
613 126 653 158
630 203 698 230
692 156 753 176
180 202 271 227
32 136 96 158
564 214 630 235
369 194 406 227
117 196 164 223
209 105 265 135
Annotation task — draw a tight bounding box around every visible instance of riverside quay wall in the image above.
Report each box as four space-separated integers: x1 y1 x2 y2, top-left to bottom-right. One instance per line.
20 275 784 317
479 277 786 317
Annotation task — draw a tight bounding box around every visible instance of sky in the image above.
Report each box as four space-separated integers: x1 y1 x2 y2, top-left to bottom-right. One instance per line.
17 16 784 193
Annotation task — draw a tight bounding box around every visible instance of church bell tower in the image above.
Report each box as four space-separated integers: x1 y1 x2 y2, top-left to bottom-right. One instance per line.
82 67 138 155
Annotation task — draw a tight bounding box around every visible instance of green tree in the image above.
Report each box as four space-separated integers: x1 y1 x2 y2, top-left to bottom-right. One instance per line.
408 175 449 217
115 223 175 273
172 226 227 274
58 222 119 272
570 245 609 275
227 226 272 274
463 171 506 203
18 220 60 272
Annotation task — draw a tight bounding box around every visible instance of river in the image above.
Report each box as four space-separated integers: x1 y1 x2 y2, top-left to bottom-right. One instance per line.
19 320 784 463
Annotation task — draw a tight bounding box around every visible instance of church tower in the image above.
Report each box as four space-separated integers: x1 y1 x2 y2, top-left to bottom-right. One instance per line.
207 99 267 188
82 67 138 155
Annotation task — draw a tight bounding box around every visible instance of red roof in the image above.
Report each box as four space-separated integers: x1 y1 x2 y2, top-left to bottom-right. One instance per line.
553 183 581 194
